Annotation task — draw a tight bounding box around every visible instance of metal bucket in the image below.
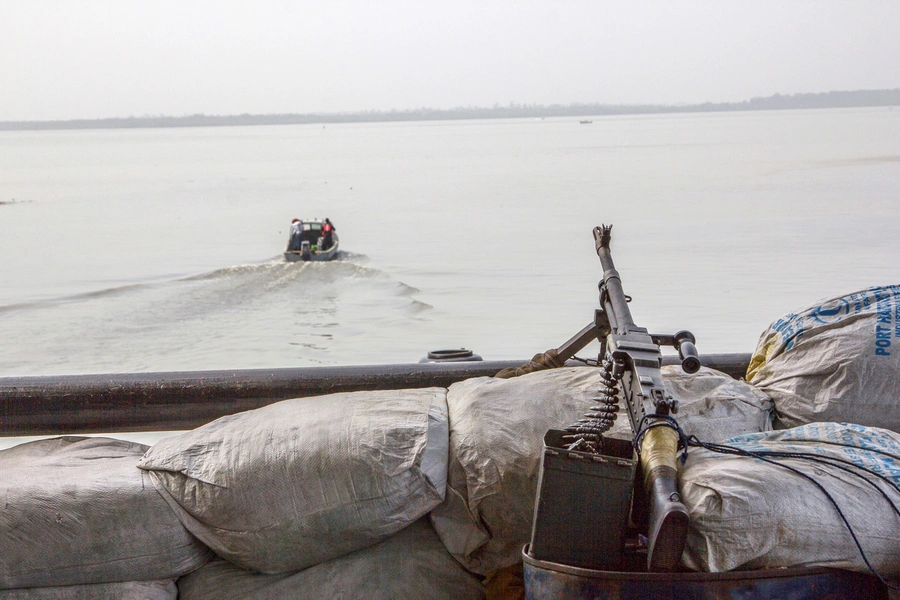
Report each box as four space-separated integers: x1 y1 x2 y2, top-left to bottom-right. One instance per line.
523 547 888 600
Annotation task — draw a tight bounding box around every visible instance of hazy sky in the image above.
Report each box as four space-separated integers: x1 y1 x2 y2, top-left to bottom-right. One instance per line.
2 1 899 121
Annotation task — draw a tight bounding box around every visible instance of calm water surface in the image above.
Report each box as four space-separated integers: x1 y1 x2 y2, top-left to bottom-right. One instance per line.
2 107 899 379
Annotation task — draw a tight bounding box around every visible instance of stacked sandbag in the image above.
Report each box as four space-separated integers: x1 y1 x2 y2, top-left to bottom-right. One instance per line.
177 519 485 600
138 388 449 573
429 366 773 575
747 285 900 430
0 437 212 591
681 422 900 575
0 581 177 600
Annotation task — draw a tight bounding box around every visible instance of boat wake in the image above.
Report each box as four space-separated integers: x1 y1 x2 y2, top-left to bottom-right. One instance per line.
0 257 433 375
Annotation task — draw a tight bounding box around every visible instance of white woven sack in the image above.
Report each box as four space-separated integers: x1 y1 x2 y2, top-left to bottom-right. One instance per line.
604 365 774 442
430 366 772 575
0 581 177 600
0 437 212 590
177 519 484 600
681 422 900 574
747 285 900 430
138 388 449 573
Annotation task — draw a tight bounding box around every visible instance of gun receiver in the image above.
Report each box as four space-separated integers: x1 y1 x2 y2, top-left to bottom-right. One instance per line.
562 224 699 571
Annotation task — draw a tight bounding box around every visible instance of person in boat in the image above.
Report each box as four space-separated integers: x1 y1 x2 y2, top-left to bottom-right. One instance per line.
322 218 335 250
289 218 303 251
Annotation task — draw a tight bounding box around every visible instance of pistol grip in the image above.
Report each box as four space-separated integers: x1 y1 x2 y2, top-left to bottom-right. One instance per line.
674 330 701 374
645 470 689 571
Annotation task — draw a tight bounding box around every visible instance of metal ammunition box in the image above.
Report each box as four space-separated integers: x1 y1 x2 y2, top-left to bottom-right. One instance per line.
529 429 637 570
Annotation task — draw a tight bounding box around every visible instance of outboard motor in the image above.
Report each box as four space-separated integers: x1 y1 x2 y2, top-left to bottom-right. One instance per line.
300 240 311 260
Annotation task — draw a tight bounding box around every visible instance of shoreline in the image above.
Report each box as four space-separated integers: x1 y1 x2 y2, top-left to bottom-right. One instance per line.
2 89 898 132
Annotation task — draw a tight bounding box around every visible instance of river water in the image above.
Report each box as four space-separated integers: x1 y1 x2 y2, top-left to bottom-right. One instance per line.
2 107 899 380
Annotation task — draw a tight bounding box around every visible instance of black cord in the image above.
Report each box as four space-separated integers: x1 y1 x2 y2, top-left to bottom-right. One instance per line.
697 443 900 519
687 435 900 590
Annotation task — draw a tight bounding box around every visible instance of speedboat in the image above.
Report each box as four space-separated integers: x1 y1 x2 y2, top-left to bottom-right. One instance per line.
284 218 339 262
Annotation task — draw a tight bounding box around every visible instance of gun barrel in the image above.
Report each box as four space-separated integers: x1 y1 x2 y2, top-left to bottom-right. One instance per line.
593 225 636 332
592 224 690 570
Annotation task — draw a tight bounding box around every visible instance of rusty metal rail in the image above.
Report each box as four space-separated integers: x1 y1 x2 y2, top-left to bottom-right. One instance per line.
0 354 750 436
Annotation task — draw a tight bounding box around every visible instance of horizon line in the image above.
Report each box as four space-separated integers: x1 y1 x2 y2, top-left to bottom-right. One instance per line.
2 88 899 131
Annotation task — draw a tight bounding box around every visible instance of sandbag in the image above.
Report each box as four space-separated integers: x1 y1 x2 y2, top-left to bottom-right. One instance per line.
747 285 900 430
605 365 774 441
138 388 449 573
0 437 212 590
177 519 485 600
681 422 900 574
429 366 772 575
0 581 177 600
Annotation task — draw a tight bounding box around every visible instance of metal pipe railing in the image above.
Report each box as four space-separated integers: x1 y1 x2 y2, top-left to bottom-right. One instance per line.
0 354 751 436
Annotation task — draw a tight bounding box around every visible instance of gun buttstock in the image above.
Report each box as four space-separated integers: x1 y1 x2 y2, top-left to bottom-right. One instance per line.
640 426 689 571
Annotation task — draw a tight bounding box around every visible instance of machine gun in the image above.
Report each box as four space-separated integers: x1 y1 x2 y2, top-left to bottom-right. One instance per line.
529 224 700 571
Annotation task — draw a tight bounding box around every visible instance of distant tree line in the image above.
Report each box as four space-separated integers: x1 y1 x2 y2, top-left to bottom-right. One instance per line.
2 89 898 132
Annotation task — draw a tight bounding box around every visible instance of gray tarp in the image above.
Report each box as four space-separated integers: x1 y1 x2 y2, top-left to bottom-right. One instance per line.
430 366 773 574
681 422 900 574
0 437 211 589
138 388 449 574
748 285 900 430
0 581 177 600
177 519 485 600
